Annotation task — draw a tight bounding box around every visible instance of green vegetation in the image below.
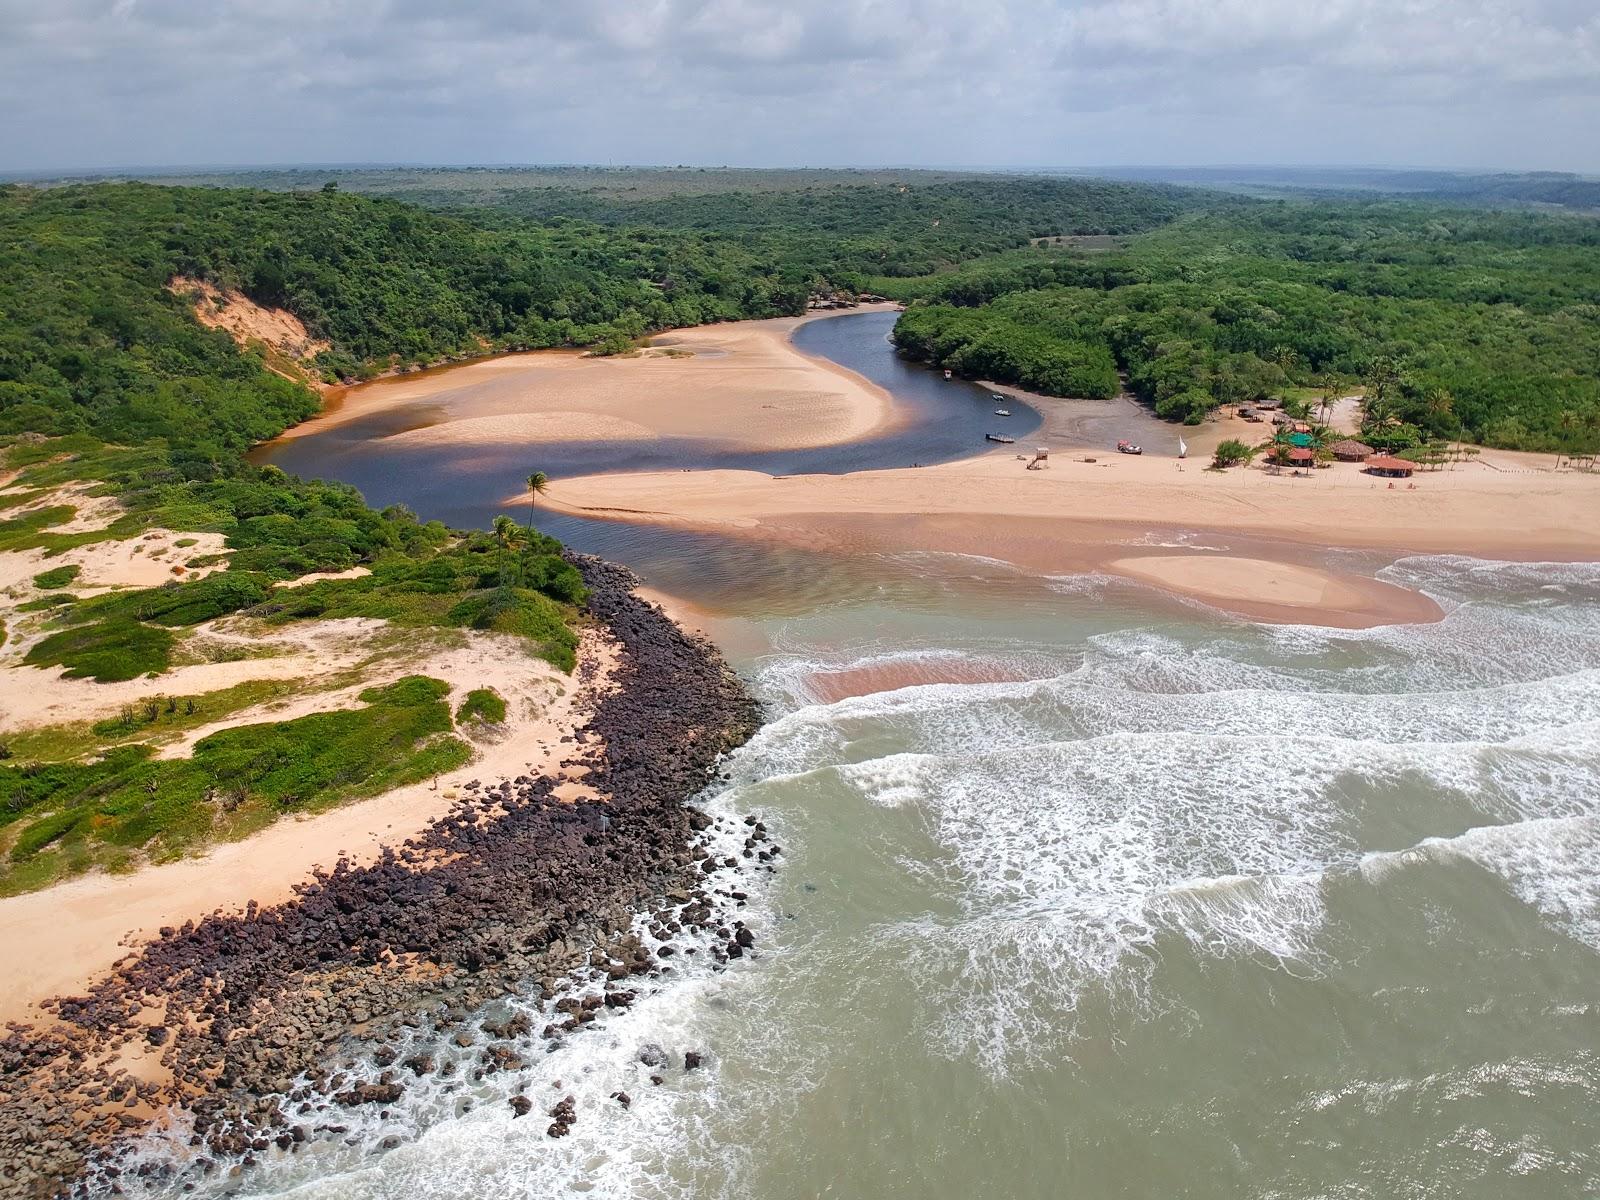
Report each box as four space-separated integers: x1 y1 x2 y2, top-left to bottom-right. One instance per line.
0 678 309 764
0 675 467 894
24 619 176 682
893 301 1120 397
257 525 584 671
456 688 507 726
30 564 80 589
0 180 821 430
891 203 1600 451
1210 439 1259 469
72 167 1203 280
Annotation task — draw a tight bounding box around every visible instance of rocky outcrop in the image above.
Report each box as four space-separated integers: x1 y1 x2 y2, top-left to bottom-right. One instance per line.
0 556 764 1199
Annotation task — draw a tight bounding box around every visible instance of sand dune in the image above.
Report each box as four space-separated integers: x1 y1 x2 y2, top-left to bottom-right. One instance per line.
0 626 615 1023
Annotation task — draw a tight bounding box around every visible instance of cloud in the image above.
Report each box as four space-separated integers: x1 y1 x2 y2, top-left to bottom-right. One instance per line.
0 0 1595 170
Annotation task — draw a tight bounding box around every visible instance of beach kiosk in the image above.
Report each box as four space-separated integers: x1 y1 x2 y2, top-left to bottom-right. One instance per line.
1329 438 1375 462
1363 454 1415 479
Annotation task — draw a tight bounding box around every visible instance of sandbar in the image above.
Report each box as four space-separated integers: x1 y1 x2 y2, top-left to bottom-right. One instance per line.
268 305 903 453
541 447 1600 626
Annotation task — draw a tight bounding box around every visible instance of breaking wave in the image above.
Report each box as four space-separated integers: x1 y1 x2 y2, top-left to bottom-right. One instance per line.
732 555 1600 1070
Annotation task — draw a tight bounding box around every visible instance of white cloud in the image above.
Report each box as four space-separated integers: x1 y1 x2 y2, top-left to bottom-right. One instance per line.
0 0 1594 170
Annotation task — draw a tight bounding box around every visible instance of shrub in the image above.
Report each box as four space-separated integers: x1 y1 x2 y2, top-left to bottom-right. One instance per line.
31 564 81 589
456 687 507 725
1210 439 1257 469
24 619 175 682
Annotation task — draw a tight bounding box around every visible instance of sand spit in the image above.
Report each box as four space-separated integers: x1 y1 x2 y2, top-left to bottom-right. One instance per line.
0 558 765 1197
267 305 902 454
542 450 1600 625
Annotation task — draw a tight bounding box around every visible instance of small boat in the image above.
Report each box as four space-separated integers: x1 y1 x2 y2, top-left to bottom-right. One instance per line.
986 433 1015 444
1116 440 1143 455
993 408 1011 417
943 369 953 380
991 394 1006 402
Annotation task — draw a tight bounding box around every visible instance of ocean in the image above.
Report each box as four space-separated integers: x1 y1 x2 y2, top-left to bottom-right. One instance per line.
145 315 1599 1198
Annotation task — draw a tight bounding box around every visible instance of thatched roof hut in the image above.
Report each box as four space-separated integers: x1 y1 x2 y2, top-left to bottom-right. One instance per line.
1364 455 1414 478
1330 438 1375 462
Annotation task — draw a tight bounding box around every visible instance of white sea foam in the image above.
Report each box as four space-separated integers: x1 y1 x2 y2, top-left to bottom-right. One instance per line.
1364 816 1600 953
100 788 777 1200
730 555 1600 1070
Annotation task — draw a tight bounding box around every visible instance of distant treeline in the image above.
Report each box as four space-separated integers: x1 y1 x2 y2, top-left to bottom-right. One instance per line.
47 168 1204 280
389 177 1205 277
889 202 1600 452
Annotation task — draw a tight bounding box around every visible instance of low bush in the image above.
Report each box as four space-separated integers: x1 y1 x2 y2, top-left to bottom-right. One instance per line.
31 564 80 590
456 687 508 725
0 676 469 893
74 572 270 627
1210 439 1258 469
24 619 175 682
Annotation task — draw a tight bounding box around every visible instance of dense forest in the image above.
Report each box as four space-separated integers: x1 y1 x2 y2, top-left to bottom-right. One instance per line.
5 173 1599 471
0 179 824 443
890 203 1600 452
19 168 1205 279
378 176 1204 278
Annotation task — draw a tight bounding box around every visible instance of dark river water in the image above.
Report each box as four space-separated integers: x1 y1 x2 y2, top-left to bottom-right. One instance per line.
254 311 1041 600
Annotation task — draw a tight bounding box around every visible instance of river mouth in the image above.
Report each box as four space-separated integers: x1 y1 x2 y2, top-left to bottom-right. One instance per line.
217 312 1600 1200
253 311 1044 585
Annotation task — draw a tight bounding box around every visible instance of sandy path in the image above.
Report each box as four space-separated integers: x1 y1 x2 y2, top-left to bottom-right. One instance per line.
267 305 903 453
0 628 616 1023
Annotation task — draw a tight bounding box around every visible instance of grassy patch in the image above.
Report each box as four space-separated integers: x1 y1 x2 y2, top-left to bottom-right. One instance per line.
0 489 49 512
258 533 584 671
0 674 469 895
31 564 81 590
72 572 270 627
0 505 77 552
15 593 77 612
455 687 507 725
0 677 317 763
23 619 176 682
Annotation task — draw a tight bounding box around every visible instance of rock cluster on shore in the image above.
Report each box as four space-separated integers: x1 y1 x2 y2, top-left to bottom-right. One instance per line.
0 557 766 1199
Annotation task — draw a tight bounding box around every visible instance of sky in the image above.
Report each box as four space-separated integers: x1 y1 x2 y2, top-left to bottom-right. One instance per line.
2 0 1598 174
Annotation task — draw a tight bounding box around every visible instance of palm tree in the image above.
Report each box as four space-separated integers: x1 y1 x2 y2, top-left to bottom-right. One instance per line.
1361 356 1402 432
1557 409 1580 468
491 515 518 589
1318 382 1338 425
525 471 549 535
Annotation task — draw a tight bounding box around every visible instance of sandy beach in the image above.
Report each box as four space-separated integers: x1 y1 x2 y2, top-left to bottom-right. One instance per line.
540 445 1600 625
269 305 903 453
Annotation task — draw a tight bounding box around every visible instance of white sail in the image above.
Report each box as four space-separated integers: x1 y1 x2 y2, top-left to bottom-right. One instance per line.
1178 436 1188 459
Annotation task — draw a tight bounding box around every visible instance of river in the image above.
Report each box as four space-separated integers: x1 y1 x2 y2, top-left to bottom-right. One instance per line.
182 313 1600 1198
